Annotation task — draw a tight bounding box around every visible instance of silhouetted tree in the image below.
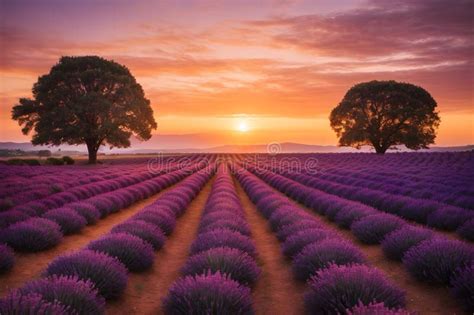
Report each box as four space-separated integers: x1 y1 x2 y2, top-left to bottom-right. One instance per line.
330 80 440 154
12 56 157 163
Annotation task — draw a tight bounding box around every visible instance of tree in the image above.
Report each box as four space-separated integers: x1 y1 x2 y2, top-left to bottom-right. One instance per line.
12 56 157 163
330 80 440 154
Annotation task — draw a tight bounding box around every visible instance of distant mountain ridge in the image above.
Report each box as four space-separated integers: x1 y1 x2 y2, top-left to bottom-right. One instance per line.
0 141 472 154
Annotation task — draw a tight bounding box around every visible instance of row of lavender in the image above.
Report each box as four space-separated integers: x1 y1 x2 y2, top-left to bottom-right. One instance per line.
0 164 215 313
254 151 473 209
243 163 474 312
0 160 209 274
2 155 202 223
257 159 474 240
163 164 259 314
233 164 408 314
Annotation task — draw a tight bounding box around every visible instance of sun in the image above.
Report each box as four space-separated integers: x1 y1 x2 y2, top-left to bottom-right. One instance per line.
237 120 249 132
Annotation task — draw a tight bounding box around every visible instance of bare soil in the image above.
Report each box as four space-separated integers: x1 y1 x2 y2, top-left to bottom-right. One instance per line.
105 176 214 315
235 180 307 315
0 185 177 297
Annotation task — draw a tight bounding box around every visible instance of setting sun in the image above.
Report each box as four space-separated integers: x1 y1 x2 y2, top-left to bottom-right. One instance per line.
237 120 249 132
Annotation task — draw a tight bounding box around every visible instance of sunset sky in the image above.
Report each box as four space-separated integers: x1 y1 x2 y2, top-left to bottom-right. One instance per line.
1 0 473 148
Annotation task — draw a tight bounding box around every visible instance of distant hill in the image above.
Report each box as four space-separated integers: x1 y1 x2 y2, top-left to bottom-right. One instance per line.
0 141 471 154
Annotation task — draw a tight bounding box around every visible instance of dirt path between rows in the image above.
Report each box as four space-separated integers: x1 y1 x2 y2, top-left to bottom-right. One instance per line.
106 176 214 315
235 180 306 315
0 184 178 297
267 184 465 314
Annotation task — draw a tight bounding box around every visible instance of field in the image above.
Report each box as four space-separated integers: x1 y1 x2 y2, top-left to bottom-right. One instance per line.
0 152 473 314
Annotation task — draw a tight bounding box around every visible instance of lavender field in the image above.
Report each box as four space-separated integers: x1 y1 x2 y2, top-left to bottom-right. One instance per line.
0 152 473 314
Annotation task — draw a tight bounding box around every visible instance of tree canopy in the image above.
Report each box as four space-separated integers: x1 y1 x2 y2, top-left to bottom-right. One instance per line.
12 56 157 163
330 80 440 154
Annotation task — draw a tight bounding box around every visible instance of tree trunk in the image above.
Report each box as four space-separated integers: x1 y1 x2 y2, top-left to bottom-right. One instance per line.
375 147 387 154
86 141 99 164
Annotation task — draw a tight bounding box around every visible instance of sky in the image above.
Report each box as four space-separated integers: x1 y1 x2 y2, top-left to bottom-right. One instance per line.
0 0 473 148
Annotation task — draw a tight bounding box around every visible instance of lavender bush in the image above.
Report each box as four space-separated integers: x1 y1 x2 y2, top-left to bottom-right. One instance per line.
19 275 105 314
181 247 260 286
351 214 405 244
292 239 366 281
304 264 406 314
133 210 177 235
111 219 166 250
381 226 434 261
1 218 63 251
281 228 334 258
457 219 474 242
0 244 15 273
162 271 254 315
403 238 474 284
450 263 474 312
87 233 155 272
347 302 412 315
189 229 257 258
0 292 70 314
44 249 128 300
42 207 88 234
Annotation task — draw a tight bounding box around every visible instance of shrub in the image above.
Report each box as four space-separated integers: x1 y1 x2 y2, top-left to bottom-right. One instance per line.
457 219 474 242
334 206 377 229
42 208 87 234
189 229 257 258
0 210 29 229
68 203 101 225
450 263 474 313
0 198 14 211
133 211 176 235
111 220 166 250
6 159 41 166
347 302 412 315
0 292 69 314
2 218 63 252
403 238 474 285
426 207 473 231
0 244 15 273
351 214 405 244
381 226 434 261
19 275 105 314
276 219 323 242
87 233 155 272
45 157 65 165
304 264 406 315
62 156 75 165
293 240 366 281
199 219 251 236
162 271 254 315
282 229 334 258
44 249 128 300
181 247 260 286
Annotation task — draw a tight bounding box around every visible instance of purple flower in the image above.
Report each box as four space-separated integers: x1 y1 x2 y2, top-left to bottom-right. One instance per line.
68 202 101 225
44 249 128 300
42 207 87 235
0 244 15 273
292 239 366 281
347 302 412 315
282 228 335 258
276 219 323 242
190 228 257 258
181 247 260 286
0 292 70 314
351 214 405 244
162 271 254 315
304 264 406 314
2 218 63 252
381 226 434 261
111 219 166 250
403 238 474 284
87 233 155 272
18 275 105 314
450 263 474 312
133 210 176 235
